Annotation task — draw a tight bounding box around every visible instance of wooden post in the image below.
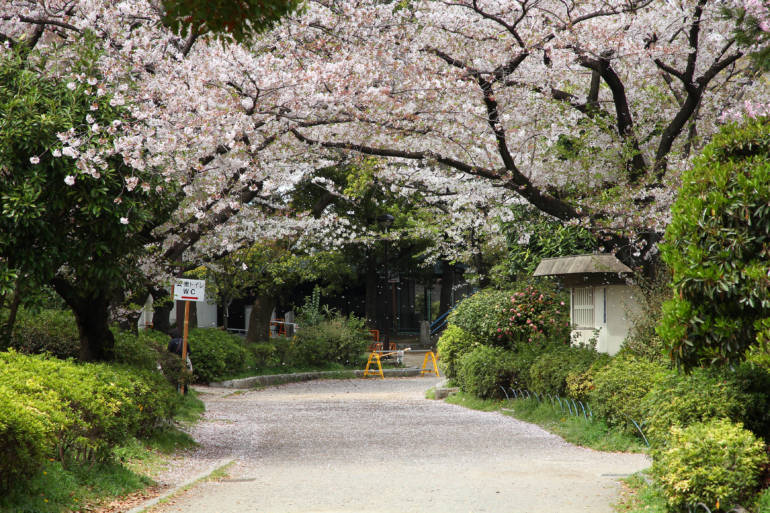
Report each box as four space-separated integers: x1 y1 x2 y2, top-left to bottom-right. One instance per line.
181 300 190 394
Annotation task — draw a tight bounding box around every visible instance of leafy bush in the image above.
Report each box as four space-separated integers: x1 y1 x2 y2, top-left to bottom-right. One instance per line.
187 328 250 383
658 117 770 369
9 308 80 359
642 368 753 446
436 325 478 380
289 314 368 367
565 355 611 402
0 383 62 490
0 351 179 484
449 284 570 350
651 419 767 511
249 342 279 368
456 345 517 399
449 289 511 342
590 354 668 429
113 328 167 371
528 345 605 396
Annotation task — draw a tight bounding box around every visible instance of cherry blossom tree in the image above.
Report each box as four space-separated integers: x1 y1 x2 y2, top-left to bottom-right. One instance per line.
271 0 766 268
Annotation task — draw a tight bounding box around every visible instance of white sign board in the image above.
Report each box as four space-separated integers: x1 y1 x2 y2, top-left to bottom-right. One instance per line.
173 279 206 302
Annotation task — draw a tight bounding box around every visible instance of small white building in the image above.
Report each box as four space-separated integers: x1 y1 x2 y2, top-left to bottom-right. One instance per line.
533 254 641 355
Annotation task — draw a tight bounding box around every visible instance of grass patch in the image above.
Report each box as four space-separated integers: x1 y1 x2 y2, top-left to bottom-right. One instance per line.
445 391 646 453
0 389 205 513
444 391 503 412
614 473 667 513
425 387 436 399
0 459 152 513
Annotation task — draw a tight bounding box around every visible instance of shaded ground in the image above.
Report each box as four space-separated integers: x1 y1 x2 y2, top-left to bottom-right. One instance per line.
148 377 649 513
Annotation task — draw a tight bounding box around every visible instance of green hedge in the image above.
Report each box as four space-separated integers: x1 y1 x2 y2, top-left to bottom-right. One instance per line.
651 419 767 511
289 314 368 368
456 345 517 399
0 351 179 488
187 328 251 383
10 308 80 359
528 345 605 397
436 325 478 380
590 355 668 429
642 368 754 446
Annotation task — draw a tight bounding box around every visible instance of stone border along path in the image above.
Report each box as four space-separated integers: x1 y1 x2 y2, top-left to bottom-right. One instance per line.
143 377 649 513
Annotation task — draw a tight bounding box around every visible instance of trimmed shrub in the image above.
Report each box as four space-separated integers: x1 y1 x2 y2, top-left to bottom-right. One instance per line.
590 354 668 429
113 328 167 370
187 328 250 383
456 345 517 399
642 368 752 446
528 346 605 397
289 314 368 367
10 308 80 359
250 342 279 368
0 351 179 477
0 383 63 490
651 419 767 511
449 289 511 342
658 117 770 369
436 325 478 380
565 355 611 402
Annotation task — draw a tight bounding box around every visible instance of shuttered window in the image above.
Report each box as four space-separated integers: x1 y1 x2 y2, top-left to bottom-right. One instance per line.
572 287 594 329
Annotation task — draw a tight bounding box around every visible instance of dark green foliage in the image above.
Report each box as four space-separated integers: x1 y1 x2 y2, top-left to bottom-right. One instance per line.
456 345 517 399
528 345 604 396
289 314 368 367
250 342 279 368
651 419 767 512
161 0 301 44
448 289 510 341
496 206 596 280
590 354 668 429
658 118 770 369
0 351 179 487
112 328 167 371
9 308 80 359
187 328 250 383
436 325 478 380
642 368 754 446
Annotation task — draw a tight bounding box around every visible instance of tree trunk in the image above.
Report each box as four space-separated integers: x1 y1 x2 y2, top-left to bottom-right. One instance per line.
439 260 455 316
52 278 115 362
365 257 378 328
149 286 173 334
246 294 276 343
0 277 23 349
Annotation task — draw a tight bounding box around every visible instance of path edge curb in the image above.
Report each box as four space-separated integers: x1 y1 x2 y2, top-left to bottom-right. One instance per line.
210 368 430 388
125 458 234 513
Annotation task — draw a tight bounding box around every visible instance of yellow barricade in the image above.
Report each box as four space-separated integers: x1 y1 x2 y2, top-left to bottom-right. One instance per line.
420 351 440 377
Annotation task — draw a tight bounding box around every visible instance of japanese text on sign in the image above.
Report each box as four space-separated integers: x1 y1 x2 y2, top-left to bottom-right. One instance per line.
173 279 206 302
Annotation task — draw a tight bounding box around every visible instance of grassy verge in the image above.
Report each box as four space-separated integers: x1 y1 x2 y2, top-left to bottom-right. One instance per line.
0 392 204 513
445 391 646 453
614 473 667 513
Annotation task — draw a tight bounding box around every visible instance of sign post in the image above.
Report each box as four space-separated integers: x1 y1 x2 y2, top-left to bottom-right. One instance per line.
173 278 206 394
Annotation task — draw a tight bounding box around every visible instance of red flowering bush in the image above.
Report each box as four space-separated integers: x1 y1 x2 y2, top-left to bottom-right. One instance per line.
492 284 570 349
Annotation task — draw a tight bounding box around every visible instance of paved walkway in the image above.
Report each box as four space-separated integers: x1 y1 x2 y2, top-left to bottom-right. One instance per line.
148 378 649 513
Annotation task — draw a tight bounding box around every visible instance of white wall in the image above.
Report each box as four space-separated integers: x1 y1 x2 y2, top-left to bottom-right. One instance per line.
570 284 640 355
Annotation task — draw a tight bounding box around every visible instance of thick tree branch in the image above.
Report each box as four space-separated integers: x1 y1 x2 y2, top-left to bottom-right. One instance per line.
289 129 582 222
578 54 647 181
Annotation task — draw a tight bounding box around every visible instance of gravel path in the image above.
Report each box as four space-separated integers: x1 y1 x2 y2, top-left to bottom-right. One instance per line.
149 377 649 513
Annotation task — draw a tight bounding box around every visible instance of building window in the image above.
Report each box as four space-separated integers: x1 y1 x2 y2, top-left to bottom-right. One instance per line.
572 287 594 329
